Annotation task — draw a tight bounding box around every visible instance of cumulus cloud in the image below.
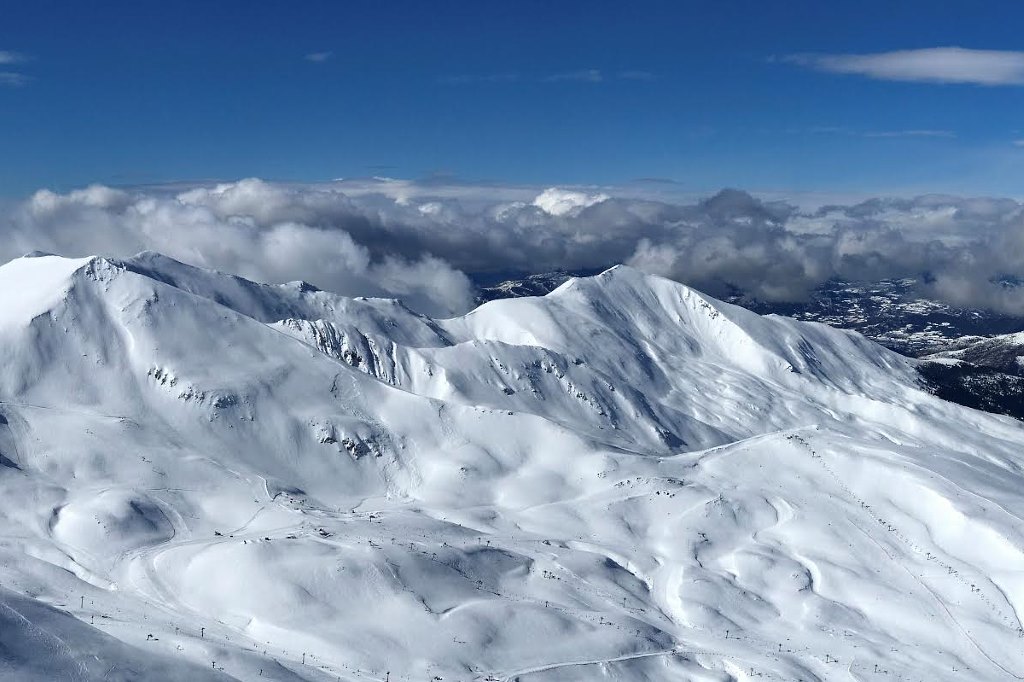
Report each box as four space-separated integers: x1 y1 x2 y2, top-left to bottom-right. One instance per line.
3 178 1024 316
532 188 610 216
784 47 1024 86
4 180 473 317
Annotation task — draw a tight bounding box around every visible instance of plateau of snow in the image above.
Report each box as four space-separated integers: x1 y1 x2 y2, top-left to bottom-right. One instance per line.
1 252 1024 681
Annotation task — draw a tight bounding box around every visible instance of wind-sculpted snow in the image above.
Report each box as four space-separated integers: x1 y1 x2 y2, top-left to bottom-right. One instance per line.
1 252 1024 680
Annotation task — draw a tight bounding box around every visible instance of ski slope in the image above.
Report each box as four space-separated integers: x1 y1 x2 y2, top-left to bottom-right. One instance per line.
1 252 1024 680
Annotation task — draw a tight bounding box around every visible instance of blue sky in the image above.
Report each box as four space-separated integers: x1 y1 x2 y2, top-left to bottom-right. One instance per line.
2 0 1023 197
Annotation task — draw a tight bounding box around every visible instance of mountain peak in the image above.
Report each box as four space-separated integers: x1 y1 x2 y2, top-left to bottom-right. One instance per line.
0 253 113 328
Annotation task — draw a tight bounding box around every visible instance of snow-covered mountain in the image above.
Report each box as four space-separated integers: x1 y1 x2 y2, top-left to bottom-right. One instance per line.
917 332 1024 422
928 332 1024 374
3 252 1024 681
478 271 1024 356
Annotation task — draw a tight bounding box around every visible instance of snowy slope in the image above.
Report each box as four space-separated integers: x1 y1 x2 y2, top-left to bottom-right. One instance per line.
478 271 1024 357
1 253 1024 681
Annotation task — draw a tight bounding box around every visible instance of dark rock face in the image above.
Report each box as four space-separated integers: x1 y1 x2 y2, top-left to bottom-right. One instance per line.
727 279 1024 357
918 362 1024 421
927 334 1024 374
475 271 586 304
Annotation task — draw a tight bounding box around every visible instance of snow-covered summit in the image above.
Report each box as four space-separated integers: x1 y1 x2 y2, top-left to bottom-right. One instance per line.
1 252 1024 680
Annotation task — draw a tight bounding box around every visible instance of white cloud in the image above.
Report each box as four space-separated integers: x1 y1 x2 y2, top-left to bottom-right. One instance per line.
1014 139 1024 147
785 47 1024 85
4 178 1024 315
532 188 609 216
305 51 332 63
7 179 474 317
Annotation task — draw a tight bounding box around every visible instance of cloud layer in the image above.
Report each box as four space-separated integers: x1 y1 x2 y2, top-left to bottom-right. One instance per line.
3 178 1024 317
785 47 1024 86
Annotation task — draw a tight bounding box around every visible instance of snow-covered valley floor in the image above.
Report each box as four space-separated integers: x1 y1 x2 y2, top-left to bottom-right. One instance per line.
2 252 1024 681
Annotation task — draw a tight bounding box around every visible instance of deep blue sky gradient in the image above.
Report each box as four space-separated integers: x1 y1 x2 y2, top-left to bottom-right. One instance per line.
2 0 1023 196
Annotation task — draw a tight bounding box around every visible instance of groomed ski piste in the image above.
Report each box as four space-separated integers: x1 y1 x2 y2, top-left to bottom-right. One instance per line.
2 252 1024 680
